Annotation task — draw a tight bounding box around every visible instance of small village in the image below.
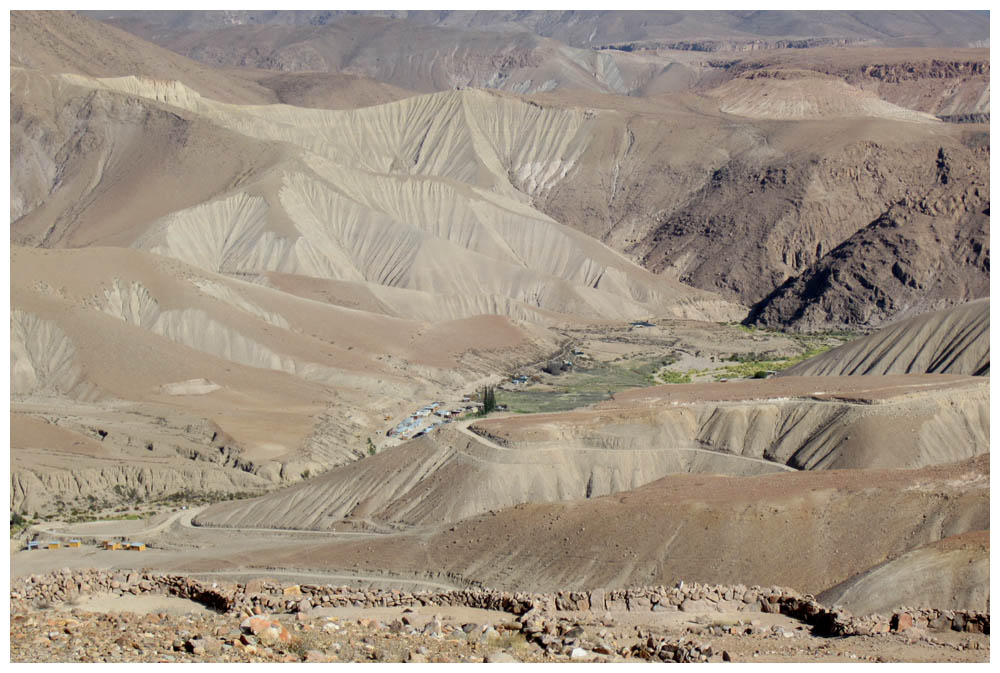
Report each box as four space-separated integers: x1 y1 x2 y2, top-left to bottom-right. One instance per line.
25 539 147 552
384 381 523 441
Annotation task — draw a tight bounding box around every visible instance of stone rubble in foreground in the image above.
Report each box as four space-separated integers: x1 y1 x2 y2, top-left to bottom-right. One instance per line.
9 569 990 663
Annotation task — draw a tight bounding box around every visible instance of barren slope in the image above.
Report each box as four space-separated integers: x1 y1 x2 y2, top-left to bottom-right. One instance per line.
10 10 273 104
13 13 989 332
237 70 416 110
783 299 989 377
704 70 938 122
704 47 989 117
87 15 641 96
213 455 989 596
197 375 987 531
818 531 989 615
10 68 286 245
9 245 561 513
95 10 992 58
628 119 988 315
13 70 740 325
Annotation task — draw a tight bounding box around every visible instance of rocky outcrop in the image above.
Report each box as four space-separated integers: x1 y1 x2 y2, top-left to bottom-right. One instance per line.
633 141 963 309
854 60 988 84
748 148 989 331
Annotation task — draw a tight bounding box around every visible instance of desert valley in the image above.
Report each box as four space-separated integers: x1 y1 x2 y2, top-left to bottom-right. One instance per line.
8 9 991 663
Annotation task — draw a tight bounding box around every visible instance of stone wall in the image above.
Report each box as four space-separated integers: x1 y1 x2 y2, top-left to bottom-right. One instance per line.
9 569 988 637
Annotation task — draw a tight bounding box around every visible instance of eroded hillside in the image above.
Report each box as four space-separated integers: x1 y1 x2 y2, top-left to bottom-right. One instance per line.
9 14 991 658
197 374 988 531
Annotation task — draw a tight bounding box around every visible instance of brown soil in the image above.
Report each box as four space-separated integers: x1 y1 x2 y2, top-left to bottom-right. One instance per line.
185 456 989 596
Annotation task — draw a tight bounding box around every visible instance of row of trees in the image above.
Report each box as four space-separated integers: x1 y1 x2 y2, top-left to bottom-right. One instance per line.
480 385 497 416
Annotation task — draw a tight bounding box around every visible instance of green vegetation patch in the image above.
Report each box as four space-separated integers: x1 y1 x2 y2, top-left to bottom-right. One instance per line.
10 512 34 538
501 357 670 414
657 369 694 384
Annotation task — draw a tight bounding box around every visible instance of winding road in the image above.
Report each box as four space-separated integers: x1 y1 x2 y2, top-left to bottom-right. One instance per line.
456 421 797 472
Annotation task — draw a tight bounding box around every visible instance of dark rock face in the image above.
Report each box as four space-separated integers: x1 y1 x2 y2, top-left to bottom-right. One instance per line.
632 138 989 327
747 166 989 331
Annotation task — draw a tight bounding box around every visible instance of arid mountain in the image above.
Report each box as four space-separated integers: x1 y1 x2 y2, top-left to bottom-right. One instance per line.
236 69 416 110
10 11 418 111
92 10 990 50
13 70 738 325
17 11 990 333
783 299 989 377
13 11 760 513
625 120 986 309
8 12 992 643
10 68 286 244
87 12 991 107
10 10 273 104
82 14 644 96
701 47 990 117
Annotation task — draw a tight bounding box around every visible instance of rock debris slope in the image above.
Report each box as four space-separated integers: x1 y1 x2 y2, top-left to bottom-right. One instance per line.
747 151 990 331
782 299 989 377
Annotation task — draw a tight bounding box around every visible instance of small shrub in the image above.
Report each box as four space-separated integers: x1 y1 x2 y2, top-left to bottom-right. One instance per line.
288 630 322 658
487 631 529 652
